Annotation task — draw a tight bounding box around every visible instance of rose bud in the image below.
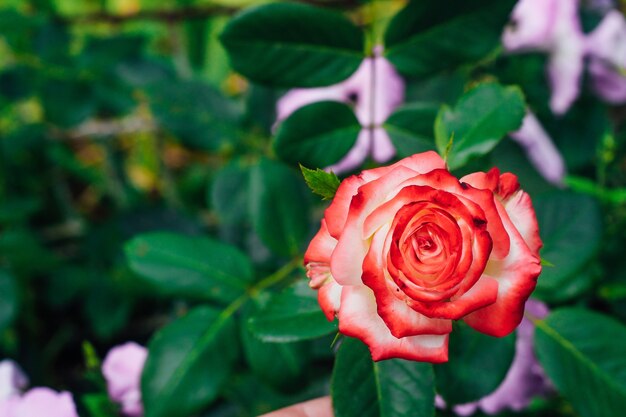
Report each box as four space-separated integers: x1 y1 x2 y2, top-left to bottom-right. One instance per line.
304 151 542 362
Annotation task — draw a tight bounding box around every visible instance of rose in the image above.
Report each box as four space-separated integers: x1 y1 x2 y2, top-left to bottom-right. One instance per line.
102 342 148 417
304 151 542 362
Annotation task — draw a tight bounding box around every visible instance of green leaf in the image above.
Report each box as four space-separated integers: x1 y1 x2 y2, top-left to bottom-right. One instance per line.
274 101 361 168
332 337 435 417
435 322 515 405
384 0 515 78
220 3 364 87
249 158 311 257
240 305 310 391
535 308 626 417
146 80 241 151
125 232 253 303
142 306 239 417
248 280 338 342
434 82 525 170
300 165 341 200
0 66 37 101
40 79 96 127
81 393 118 417
383 103 439 158
533 192 601 302
0 269 18 332
210 160 252 226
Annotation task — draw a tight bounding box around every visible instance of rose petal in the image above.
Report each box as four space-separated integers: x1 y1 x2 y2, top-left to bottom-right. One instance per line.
325 151 445 239
318 279 342 321
338 286 449 362
500 189 542 256
304 219 337 266
463 200 541 337
406 275 499 320
362 223 453 337
331 166 426 286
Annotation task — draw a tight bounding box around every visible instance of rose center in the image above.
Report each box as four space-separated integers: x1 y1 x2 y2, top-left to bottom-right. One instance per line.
409 225 444 262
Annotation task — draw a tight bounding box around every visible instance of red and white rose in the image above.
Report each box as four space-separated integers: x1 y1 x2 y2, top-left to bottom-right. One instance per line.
304 151 542 362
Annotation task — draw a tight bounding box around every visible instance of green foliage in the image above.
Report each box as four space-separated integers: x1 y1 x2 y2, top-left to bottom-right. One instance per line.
125 232 253 303
384 103 439 157
434 82 526 169
250 158 311 257
274 101 361 168
535 308 626 417
248 280 338 342
220 3 364 87
240 304 311 391
300 165 341 201
533 192 602 302
384 0 516 78
146 80 242 151
0 269 18 333
142 306 239 417
435 322 516 405
332 337 436 417
210 159 252 225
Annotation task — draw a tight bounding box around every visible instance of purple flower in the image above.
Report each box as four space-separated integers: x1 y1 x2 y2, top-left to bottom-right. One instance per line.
502 0 586 114
102 342 148 417
510 111 566 186
276 47 405 173
0 387 78 417
0 360 28 402
586 10 626 103
437 299 552 416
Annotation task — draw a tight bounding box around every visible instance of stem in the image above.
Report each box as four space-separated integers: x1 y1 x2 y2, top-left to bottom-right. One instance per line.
248 258 303 298
157 258 302 403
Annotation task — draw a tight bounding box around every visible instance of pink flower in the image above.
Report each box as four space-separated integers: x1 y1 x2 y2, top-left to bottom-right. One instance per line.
510 112 566 186
0 360 28 401
102 342 147 417
502 0 586 114
0 387 78 417
586 10 626 103
276 47 405 173
437 300 551 415
304 152 542 362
